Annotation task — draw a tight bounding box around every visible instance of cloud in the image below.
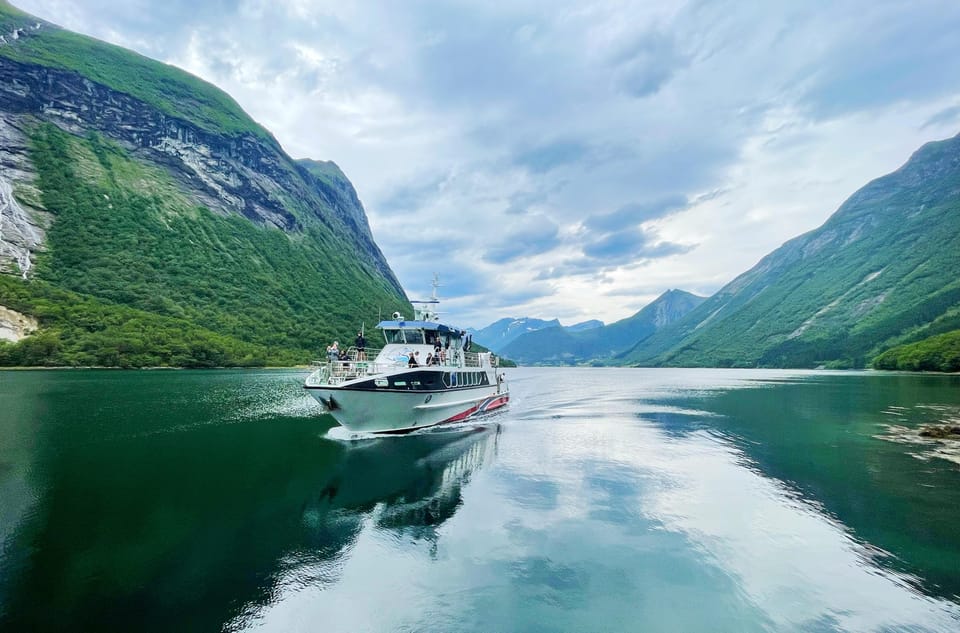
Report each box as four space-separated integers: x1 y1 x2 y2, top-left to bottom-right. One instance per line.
584 195 688 233
582 228 693 264
921 105 960 131
513 139 589 174
482 216 561 264
608 28 686 98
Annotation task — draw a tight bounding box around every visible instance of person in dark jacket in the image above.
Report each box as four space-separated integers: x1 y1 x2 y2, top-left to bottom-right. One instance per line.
355 332 367 360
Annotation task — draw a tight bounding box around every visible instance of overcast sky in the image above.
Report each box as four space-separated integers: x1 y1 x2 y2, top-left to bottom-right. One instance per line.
16 0 960 328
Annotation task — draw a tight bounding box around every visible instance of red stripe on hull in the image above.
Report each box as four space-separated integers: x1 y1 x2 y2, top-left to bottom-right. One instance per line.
440 394 510 424
443 404 481 423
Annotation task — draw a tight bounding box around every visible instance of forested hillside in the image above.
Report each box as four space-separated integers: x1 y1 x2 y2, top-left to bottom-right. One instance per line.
873 330 960 372
0 2 410 366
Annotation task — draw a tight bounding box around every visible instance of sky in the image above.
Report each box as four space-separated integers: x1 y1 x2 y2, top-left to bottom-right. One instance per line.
14 0 960 328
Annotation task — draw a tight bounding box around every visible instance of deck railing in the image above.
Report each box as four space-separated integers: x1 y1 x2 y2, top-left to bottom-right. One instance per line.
305 346 497 387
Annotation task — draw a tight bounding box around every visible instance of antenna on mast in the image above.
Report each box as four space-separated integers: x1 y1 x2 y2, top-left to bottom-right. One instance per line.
430 272 441 301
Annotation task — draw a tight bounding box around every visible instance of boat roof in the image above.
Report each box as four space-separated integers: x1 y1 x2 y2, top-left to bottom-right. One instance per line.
376 320 462 334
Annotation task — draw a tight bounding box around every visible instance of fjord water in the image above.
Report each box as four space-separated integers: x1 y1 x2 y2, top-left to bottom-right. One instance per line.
1 369 959 632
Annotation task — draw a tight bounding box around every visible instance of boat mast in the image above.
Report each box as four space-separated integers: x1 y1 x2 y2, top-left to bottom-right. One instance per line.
413 273 442 322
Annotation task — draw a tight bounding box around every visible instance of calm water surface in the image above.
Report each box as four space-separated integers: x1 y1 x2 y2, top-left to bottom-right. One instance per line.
1 368 959 632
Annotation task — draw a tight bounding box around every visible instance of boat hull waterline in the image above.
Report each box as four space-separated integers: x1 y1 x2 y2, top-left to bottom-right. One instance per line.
306 380 509 434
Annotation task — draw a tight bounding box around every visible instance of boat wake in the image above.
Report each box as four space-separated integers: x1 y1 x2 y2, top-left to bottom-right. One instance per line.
324 416 502 443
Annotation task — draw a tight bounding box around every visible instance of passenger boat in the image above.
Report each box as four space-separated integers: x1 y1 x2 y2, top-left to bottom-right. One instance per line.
304 278 509 434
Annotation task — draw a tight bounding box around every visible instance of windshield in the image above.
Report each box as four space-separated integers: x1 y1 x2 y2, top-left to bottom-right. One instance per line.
402 329 425 344
382 328 426 344
383 329 404 344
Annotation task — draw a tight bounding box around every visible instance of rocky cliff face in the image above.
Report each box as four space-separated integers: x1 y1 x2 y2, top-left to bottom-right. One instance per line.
0 111 45 278
0 40 401 295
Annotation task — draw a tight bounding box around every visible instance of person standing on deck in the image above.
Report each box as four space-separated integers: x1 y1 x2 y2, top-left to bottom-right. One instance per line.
355 331 366 360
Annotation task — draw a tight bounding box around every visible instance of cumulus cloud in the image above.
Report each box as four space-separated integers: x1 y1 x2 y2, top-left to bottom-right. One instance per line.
16 0 960 327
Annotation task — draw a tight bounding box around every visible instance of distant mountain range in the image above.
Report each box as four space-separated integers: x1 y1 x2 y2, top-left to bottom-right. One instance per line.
468 317 603 354
500 289 704 365
622 133 960 368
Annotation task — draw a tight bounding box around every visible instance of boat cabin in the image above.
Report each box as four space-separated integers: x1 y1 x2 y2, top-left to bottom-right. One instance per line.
377 318 468 352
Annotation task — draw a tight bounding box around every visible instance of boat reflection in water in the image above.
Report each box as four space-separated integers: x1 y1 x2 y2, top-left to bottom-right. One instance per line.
229 422 501 629
315 423 499 534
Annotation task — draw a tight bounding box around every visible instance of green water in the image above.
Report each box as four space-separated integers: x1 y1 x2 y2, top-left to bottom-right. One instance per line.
0 368 958 631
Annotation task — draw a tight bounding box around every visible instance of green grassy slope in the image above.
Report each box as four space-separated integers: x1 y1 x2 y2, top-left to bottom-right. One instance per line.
14 124 406 363
623 133 960 368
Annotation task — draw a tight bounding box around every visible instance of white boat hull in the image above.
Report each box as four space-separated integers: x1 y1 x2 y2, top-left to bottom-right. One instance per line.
305 382 509 434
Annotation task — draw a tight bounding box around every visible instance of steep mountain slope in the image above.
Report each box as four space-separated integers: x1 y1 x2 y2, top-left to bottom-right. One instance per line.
623 133 960 368
503 289 704 365
0 2 410 365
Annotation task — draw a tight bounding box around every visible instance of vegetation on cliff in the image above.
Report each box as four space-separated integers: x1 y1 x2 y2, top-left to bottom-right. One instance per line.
0 124 404 367
0 275 294 367
873 330 960 372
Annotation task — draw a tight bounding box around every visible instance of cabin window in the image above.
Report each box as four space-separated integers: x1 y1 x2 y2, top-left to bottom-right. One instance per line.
402 329 425 344
384 329 404 344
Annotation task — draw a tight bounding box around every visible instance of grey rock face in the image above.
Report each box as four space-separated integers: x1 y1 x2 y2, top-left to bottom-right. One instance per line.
0 113 48 277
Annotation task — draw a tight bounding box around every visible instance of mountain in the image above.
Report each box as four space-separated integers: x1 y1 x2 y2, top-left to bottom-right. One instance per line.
0 2 411 366
502 289 704 365
566 319 604 332
622 133 960 368
468 317 562 353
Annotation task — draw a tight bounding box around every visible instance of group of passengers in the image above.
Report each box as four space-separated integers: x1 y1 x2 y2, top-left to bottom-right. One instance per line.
326 341 349 362
407 351 443 368
326 331 368 363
